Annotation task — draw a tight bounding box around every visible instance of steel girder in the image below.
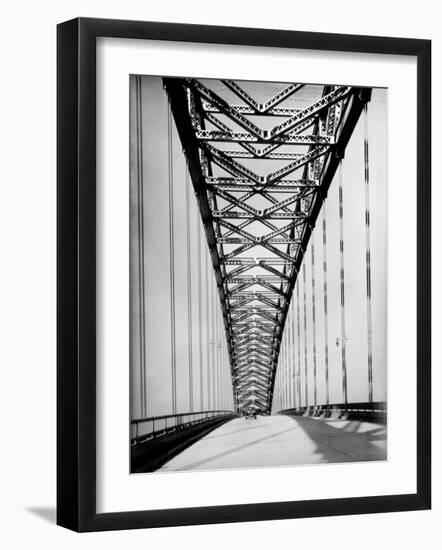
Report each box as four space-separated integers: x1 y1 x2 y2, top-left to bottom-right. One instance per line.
164 78 371 414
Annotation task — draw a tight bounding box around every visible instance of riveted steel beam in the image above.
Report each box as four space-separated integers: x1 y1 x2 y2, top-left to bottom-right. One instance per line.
164 77 370 413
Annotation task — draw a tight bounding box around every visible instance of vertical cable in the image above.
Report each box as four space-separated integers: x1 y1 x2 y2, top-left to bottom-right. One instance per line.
219 314 222 408
303 263 308 407
197 218 203 409
218 313 222 408
135 77 147 417
205 251 211 409
225 342 228 409
281 339 287 409
286 339 289 410
292 299 296 408
280 341 283 410
185 171 193 411
216 309 219 409
287 309 290 408
212 278 216 409
322 207 330 406
281 333 284 408
285 337 288 409
338 163 348 406
364 105 374 403
286 317 290 408
287 328 290 407
223 337 226 408
296 283 301 408
167 108 177 414
311 241 317 406
289 312 292 407
282 340 286 409
215 306 219 409
221 339 224 408
215 310 220 409
219 337 222 409
220 331 223 409
212 283 215 409
281 371 283 411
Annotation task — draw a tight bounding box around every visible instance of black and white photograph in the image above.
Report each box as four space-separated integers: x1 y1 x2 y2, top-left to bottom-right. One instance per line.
0 0 435 544
130 75 388 473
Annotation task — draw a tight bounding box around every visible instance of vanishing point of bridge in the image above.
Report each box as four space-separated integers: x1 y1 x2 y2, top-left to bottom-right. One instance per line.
130 76 387 473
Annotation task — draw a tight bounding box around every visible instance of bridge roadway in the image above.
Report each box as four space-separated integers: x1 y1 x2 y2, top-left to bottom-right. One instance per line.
159 414 387 471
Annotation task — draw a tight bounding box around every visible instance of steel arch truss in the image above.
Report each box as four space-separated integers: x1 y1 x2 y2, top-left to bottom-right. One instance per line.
164 78 371 414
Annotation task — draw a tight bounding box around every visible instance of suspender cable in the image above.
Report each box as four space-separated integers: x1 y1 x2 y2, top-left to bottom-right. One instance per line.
279 344 282 410
219 328 225 409
135 76 147 417
218 313 222 408
211 280 214 409
288 303 291 408
296 283 301 409
283 340 286 409
291 307 294 407
286 339 289 409
205 251 211 409
197 218 204 409
219 336 222 409
215 303 219 409
185 170 194 411
219 314 223 408
167 108 177 414
364 105 374 403
288 330 291 408
285 340 288 409
322 206 330 406
218 313 220 409
280 341 284 410
289 302 292 408
311 240 318 406
288 325 291 407
222 339 225 408
292 298 296 409
284 340 287 409
211 298 215 410
303 263 308 406
282 327 285 407
212 278 216 409
338 162 348 406
225 350 227 410
215 311 218 409
225 341 228 408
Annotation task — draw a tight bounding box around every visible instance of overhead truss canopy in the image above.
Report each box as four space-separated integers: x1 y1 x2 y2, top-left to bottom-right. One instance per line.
164 77 371 414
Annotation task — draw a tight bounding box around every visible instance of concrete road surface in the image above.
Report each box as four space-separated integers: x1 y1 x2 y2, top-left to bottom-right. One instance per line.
160 414 387 472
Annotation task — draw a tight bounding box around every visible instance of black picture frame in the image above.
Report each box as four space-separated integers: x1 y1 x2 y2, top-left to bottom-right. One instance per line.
57 17 431 532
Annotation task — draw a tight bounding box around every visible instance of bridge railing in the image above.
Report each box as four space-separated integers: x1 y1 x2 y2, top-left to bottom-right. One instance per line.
279 401 387 423
131 410 237 445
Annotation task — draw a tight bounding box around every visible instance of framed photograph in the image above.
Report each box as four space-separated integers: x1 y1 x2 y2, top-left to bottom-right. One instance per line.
57 17 431 532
